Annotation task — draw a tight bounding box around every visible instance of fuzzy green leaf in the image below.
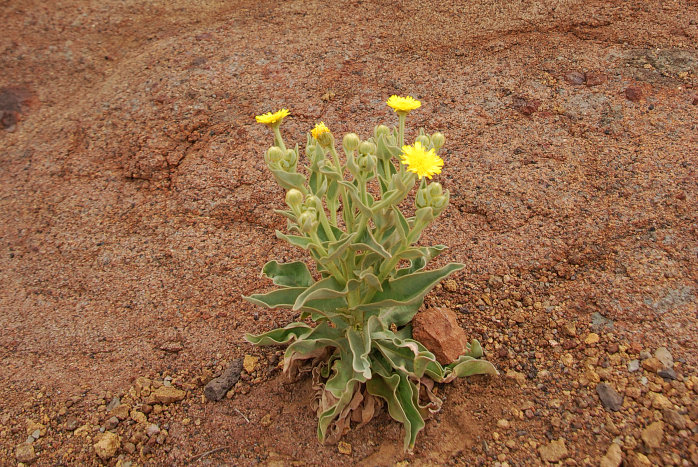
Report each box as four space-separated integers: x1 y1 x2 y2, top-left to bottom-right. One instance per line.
244 322 312 345
292 277 358 311
269 169 306 191
358 263 465 311
262 260 314 288
347 328 372 380
276 231 313 250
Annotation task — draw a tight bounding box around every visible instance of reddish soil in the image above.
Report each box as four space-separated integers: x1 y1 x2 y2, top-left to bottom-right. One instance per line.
1 0 697 465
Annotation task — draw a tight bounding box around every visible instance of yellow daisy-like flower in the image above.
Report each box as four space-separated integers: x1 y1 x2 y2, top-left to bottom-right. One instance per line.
311 121 330 139
386 95 421 113
255 108 290 125
400 141 444 179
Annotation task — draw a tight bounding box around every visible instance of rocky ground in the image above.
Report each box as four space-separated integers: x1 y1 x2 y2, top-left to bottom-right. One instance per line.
1 0 697 465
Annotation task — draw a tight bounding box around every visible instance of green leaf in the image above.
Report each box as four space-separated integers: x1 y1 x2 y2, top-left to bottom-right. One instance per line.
244 287 306 310
270 169 306 191
262 261 314 288
325 232 357 262
358 263 465 311
354 227 391 259
379 304 420 327
244 285 348 321
366 371 425 451
347 328 372 380
292 277 358 311
446 356 499 378
244 322 312 345
276 231 313 250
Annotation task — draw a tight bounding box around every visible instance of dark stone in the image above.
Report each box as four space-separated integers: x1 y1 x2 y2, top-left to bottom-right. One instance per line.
658 368 677 380
204 358 243 401
596 383 624 411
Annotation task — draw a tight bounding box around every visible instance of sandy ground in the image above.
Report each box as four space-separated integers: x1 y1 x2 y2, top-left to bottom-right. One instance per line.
1 0 697 465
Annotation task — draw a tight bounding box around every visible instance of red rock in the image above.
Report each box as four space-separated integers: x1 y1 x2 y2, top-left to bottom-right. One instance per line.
412 307 470 364
564 71 586 85
625 86 643 102
585 72 607 86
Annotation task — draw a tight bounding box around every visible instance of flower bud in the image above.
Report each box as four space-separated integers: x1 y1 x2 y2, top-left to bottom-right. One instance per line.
375 125 390 139
427 182 443 198
343 133 360 152
304 195 323 212
298 208 319 234
416 182 449 215
280 149 297 170
415 135 430 147
357 153 377 173
431 132 445 150
285 189 304 212
266 146 284 164
358 141 376 155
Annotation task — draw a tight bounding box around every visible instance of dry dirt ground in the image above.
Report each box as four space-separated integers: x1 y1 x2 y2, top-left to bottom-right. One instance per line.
1 0 697 465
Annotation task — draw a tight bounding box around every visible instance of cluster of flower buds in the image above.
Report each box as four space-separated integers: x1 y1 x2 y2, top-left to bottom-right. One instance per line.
415 131 445 152
356 141 377 174
265 146 298 172
416 181 449 216
298 196 322 234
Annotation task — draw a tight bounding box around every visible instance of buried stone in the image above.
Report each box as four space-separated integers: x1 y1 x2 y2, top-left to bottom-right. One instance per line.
204 358 243 401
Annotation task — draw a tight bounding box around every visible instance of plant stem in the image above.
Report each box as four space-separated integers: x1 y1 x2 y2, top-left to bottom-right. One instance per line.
273 126 287 152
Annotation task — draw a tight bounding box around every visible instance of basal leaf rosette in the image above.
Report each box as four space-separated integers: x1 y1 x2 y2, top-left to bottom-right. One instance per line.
245 98 497 451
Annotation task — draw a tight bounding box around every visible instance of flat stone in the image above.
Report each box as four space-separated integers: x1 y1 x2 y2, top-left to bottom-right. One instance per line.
584 333 600 345
585 71 607 86
538 438 568 462
130 410 147 424
597 383 624 411
641 357 663 373
591 312 614 329
412 307 470 364
204 358 243 401
662 409 685 429
110 404 131 420
641 421 663 449
650 392 672 410
628 360 640 372
104 416 119 430
105 396 120 411
654 347 673 368
600 443 622 467
152 386 185 404
94 431 120 460
16 443 36 463
564 71 586 85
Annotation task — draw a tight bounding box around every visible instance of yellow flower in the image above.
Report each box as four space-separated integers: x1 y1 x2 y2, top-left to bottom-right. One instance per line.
386 95 421 113
400 141 443 179
255 108 290 125
311 121 330 139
